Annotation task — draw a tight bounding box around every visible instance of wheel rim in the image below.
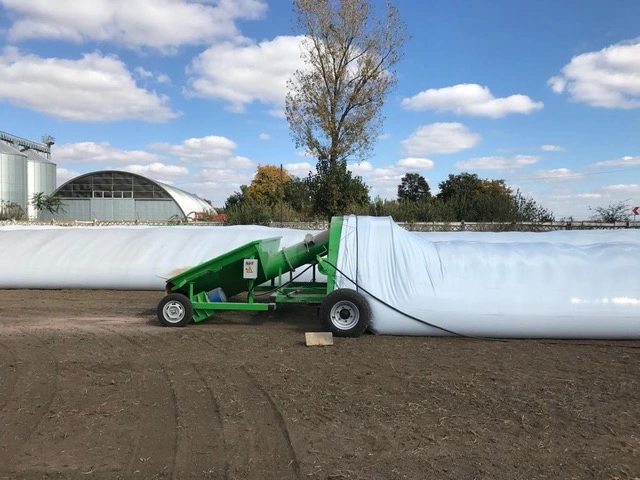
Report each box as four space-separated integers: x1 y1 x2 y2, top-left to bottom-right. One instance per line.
163 300 186 324
329 300 360 330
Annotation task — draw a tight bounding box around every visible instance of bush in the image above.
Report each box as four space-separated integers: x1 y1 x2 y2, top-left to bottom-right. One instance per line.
0 201 26 221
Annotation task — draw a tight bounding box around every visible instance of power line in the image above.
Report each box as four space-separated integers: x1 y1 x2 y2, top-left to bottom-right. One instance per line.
501 165 640 184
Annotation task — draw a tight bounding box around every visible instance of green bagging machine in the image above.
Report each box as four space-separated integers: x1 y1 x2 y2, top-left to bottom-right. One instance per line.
156 216 372 337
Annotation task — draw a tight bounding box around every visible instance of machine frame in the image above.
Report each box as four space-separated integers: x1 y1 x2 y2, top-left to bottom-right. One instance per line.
156 216 371 337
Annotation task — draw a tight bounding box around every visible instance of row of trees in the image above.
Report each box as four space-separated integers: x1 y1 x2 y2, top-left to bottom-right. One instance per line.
216 0 557 227
222 165 556 224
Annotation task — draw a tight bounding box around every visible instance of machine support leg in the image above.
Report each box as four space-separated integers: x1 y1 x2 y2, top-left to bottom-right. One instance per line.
248 279 255 304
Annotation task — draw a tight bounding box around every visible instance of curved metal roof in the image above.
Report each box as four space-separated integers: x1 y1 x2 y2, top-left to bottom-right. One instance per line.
20 148 55 164
53 170 216 218
0 141 27 156
154 179 215 217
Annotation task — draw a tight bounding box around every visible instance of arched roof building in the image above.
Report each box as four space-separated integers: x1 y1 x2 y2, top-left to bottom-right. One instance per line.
47 170 214 222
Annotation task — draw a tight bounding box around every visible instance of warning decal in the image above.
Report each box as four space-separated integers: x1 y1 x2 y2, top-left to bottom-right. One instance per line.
243 259 258 279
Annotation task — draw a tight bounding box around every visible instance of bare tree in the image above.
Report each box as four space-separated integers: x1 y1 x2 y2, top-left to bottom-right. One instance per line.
286 0 407 165
589 200 632 223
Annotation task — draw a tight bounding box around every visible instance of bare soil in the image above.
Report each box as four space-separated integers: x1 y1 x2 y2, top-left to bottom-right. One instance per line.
0 289 639 480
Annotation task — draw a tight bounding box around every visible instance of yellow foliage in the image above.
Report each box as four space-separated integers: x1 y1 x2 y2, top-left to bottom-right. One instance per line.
246 165 293 205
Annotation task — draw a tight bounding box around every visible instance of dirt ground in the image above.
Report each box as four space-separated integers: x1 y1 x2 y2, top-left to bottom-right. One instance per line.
0 289 638 480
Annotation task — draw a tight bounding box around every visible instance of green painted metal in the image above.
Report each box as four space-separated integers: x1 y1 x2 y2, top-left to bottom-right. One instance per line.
318 215 343 293
271 283 328 304
167 236 282 299
162 221 342 324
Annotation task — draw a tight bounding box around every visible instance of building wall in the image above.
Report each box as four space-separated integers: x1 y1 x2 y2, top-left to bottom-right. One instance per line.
50 198 183 221
0 149 28 213
27 159 57 219
134 199 183 220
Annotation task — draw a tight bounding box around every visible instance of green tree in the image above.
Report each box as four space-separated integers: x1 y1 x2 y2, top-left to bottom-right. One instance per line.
436 173 484 203
285 0 408 220
307 161 370 220
436 173 553 222
224 185 248 210
30 192 66 217
511 189 555 222
397 173 431 202
284 176 313 217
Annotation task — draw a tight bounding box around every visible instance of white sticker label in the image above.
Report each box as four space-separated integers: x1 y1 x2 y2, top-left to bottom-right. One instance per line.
243 259 258 279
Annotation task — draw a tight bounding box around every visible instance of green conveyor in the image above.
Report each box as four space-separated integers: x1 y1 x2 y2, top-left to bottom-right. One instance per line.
158 217 342 325
156 215 373 337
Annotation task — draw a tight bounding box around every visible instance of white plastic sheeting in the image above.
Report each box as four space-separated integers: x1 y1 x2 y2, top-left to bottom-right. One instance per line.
0 225 321 290
415 229 640 245
336 216 640 339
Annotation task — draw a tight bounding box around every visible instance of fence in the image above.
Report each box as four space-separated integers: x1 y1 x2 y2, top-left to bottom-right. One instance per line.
2 219 639 232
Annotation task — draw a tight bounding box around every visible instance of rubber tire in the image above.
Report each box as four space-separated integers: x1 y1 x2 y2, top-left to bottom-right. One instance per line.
320 288 371 337
157 293 193 327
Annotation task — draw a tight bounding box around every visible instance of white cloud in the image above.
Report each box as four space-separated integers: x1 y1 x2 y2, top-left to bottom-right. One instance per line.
349 161 375 175
53 142 164 164
122 162 190 183
536 183 640 220
156 73 171 85
533 168 584 181
56 167 80 186
259 133 271 141
401 83 543 118
296 150 315 158
151 135 254 169
351 164 405 199
594 155 640 167
348 159 433 199
553 193 605 200
378 133 391 140
602 184 640 192
49 133 265 207
401 123 481 156
157 136 237 158
455 155 539 171
0 48 179 122
134 66 153 79
135 66 172 84
185 35 306 112
396 157 434 170
548 39 640 109
541 144 565 152
1 0 268 51
283 162 315 177
182 168 257 205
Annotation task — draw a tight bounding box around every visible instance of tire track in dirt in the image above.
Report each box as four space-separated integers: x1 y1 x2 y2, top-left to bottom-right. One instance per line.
0 328 58 471
7 322 177 479
93 324 179 479
242 366 302 478
18 323 118 364
92 324 150 479
0 337 18 416
3 324 147 478
198 364 302 480
192 363 229 480
164 362 227 480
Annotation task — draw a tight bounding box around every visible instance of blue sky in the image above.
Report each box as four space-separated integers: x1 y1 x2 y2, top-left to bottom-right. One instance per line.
0 0 639 219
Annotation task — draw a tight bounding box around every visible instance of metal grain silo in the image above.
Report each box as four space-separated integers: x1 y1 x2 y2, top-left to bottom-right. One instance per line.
23 148 57 219
0 142 28 217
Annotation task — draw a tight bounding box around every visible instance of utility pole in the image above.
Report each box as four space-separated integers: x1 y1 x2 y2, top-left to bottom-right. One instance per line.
280 164 284 225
